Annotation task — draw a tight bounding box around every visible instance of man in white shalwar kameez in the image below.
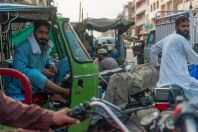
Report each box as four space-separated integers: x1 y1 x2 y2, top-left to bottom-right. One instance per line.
150 16 198 99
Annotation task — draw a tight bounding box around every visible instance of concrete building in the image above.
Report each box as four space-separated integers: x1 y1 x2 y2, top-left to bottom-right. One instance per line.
143 0 198 34
177 0 198 10
160 0 198 11
123 0 136 37
145 0 160 30
122 0 198 38
135 0 147 35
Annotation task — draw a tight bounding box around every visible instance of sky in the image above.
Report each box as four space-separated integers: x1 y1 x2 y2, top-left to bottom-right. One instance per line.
54 0 131 22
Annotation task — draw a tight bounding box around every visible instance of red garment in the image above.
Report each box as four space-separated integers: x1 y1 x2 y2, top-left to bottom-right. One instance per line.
0 91 54 131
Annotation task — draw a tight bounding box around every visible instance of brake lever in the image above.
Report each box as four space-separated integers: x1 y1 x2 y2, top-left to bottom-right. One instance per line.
68 103 91 121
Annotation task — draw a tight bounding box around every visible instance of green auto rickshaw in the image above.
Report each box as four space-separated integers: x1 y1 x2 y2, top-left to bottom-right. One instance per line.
0 4 99 132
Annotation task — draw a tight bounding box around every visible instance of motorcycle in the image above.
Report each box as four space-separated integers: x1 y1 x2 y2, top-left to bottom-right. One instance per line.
67 97 146 132
141 99 198 132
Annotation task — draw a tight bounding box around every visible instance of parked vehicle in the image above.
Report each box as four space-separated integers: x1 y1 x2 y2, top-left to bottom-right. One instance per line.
95 36 116 52
0 4 98 132
95 37 116 45
132 40 145 64
141 99 198 132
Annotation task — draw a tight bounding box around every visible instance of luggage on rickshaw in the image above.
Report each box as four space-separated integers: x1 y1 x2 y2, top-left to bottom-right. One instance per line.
104 63 159 109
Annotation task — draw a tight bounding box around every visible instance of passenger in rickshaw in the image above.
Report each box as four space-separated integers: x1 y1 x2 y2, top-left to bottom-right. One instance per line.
8 21 70 104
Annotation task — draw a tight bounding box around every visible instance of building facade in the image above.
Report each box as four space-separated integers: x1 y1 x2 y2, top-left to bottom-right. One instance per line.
135 0 147 35
124 0 136 37
124 0 198 38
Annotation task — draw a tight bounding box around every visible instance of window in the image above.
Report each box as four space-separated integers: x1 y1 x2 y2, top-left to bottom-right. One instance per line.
63 21 92 62
157 1 159 9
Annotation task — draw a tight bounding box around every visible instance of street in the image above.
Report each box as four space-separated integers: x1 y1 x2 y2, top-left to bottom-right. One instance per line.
125 47 137 65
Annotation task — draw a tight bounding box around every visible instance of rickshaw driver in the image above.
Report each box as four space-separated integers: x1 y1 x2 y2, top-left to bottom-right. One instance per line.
8 21 70 104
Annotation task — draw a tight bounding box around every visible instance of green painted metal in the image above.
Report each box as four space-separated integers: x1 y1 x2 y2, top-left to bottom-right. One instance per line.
54 18 99 132
11 25 33 46
0 125 15 130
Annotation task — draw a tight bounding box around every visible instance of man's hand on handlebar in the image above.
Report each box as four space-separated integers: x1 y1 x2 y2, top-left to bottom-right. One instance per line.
51 108 80 128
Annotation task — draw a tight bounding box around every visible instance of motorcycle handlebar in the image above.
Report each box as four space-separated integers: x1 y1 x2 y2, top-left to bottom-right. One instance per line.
68 98 130 132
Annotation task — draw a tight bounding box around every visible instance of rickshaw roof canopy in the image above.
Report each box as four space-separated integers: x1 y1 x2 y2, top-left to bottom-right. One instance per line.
0 4 57 22
74 15 135 34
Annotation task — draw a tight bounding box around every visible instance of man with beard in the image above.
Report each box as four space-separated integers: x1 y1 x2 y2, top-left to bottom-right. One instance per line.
8 21 69 103
150 16 198 99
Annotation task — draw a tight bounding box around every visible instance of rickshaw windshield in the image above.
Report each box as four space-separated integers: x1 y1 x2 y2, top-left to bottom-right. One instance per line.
63 21 92 63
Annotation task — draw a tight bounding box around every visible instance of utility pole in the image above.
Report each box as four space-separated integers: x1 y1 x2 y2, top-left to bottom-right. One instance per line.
81 6 84 22
79 2 81 22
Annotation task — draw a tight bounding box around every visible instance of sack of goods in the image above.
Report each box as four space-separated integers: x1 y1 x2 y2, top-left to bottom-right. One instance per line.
104 63 159 109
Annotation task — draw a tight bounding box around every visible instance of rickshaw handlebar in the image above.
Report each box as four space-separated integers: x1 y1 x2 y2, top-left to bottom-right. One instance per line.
68 99 130 132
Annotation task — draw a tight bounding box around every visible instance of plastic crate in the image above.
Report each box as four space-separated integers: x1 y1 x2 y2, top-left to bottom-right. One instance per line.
190 64 198 79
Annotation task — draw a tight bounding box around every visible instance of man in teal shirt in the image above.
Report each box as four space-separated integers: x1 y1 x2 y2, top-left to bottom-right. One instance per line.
9 21 69 103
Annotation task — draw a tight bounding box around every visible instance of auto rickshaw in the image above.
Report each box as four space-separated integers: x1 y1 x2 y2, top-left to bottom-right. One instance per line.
73 16 135 65
0 4 98 131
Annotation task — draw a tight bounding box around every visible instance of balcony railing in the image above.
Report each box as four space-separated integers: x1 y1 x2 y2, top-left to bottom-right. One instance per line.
136 3 147 15
136 17 145 26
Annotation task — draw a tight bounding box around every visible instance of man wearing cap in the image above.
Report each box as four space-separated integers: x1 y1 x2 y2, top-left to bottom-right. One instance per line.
98 48 119 72
9 21 69 103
